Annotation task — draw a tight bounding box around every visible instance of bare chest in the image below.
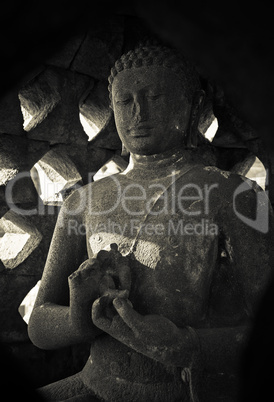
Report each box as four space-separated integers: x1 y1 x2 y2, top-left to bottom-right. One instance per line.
85 178 220 326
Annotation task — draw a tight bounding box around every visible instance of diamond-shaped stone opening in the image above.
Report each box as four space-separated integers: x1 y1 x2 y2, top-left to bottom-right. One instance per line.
18 69 61 132
30 150 82 205
93 155 128 181
18 280 41 324
198 99 218 143
79 81 112 141
0 210 42 269
245 157 267 190
204 117 218 142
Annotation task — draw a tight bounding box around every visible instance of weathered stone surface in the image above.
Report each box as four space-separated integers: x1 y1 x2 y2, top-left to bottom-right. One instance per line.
71 17 124 80
5 173 38 206
79 80 112 141
27 139 50 169
86 146 116 179
0 88 24 136
18 68 61 131
19 279 41 323
212 129 246 148
7 341 88 389
0 136 38 207
8 211 59 277
0 210 42 269
0 273 40 342
89 114 122 150
212 88 259 149
0 134 28 186
31 149 82 205
93 154 128 181
26 70 90 145
51 143 87 184
245 156 267 190
46 33 86 69
198 97 215 137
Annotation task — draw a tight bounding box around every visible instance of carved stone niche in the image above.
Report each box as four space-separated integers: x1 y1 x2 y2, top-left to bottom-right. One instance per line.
0 210 42 270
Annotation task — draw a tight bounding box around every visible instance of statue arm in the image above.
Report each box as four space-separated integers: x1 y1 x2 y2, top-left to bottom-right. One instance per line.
28 187 101 350
185 179 274 372
198 178 274 372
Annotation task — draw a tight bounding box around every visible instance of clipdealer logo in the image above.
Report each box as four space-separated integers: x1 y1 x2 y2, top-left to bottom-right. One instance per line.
233 177 269 234
4 170 270 235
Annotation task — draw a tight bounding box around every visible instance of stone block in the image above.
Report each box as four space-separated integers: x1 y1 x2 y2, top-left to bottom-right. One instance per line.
0 88 24 136
89 114 122 151
19 279 41 324
0 210 42 270
30 149 82 205
0 134 28 185
212 128 246 148
86 146 116 180
27 138 50 169
51 143 88 184
27 70 90 146
18 67 61 131
5 174 38 209
46 33 86 69
212 90 259 148
93 155 128 181
79 80 112 141
71 17 124 80
6 211 59 277
0 272 40 342
198 97 215 136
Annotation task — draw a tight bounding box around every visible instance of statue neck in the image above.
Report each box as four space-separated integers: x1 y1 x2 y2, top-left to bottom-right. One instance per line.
122 147 202 180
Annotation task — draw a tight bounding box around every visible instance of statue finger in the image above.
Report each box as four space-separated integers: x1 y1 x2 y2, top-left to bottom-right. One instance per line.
118 263 131 292
78 258 100 271
96 249 111 265
113 297 142 335
92 296 112 330
103 288 129 299
99 273 116 295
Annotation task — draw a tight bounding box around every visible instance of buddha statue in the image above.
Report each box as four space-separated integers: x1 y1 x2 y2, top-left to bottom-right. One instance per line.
28 42 273 401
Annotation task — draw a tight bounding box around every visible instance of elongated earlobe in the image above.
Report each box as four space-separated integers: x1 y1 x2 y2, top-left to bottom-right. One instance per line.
185 90 205 148
121 142 129 156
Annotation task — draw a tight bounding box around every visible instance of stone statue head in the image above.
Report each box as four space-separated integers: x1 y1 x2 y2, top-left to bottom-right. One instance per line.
108 42 204 155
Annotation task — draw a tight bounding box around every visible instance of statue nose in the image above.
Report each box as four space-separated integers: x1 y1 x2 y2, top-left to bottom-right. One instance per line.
133 98 147 123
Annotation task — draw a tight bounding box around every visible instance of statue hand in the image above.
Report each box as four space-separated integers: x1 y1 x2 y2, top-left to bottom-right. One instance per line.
92 296 196 367
96 243 131 298
68 244 131 335
68 258 103 334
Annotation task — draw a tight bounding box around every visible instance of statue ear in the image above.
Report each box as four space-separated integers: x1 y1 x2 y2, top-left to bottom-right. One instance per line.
121 142 130 156
185 90 205 148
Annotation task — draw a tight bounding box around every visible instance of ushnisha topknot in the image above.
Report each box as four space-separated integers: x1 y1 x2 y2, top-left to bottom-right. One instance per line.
108 40 201 105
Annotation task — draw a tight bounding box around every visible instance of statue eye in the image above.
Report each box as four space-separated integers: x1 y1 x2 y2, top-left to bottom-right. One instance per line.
116 98 132 105
147 94 162 100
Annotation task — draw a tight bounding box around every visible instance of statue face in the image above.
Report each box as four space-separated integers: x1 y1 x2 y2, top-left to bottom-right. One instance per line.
112 66 192 155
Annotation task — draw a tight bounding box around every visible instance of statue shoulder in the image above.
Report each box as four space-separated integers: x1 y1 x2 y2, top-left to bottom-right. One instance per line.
77 173 124 196
193 165 259 191
186 164 266 205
